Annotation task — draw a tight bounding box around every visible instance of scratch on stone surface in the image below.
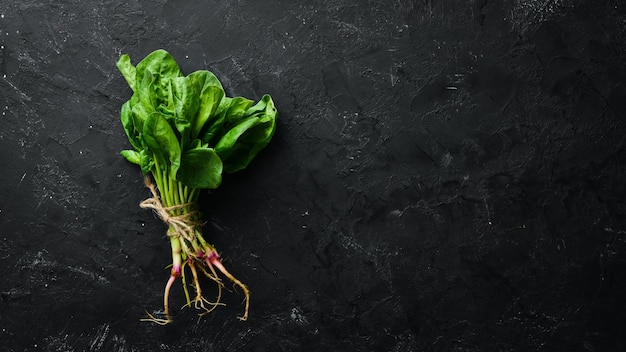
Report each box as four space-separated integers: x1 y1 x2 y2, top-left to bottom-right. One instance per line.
20 250 110 285
484 199 493 226
337 231 367 254
2 76 32 102
17 172 26 187
89 323 110 352
604 227 626 235
509 0 573 34
43 333 74 352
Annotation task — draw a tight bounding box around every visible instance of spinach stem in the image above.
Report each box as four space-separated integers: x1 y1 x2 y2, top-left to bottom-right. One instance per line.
178 183 186 208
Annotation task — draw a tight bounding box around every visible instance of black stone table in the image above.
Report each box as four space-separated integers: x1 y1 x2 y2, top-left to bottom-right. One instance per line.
1 1 625 351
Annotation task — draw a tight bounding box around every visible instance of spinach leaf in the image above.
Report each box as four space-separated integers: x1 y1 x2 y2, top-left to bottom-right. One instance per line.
117 49 277 188
215 95 277 173
170 76 200 150
176 147 223 189
139 149 154 175
220 96 255 128
187 70 224 141
134 49 182 91
200 96 254 147
120 101 142 150
117 54 137 92
143 112 181 175
120 149 140 165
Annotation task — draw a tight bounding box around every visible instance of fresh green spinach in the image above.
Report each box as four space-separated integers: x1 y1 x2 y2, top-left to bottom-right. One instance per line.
117 49 277 323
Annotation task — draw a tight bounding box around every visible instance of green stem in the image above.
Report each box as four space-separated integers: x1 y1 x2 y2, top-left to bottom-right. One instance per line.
169 177 179 210
178 183 186 207
196 232 217 253
152 157 172 207
150 156 207 262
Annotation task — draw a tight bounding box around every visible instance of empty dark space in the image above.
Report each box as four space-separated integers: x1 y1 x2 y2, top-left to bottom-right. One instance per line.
1 1 625 351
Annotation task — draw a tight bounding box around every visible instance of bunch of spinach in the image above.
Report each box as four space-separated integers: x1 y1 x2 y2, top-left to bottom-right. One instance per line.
117 49 277 323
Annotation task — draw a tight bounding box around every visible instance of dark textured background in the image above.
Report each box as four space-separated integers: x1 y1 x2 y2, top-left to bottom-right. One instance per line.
1 0 626 351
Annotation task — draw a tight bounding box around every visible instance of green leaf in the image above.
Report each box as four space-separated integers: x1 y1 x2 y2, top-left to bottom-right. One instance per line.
117 54 137 92
221 96 255 128
117 49 278 185
131 102 151 136
170 76 200 147
121 149 141 165
120 101 141 150
139 149 154 174
138 69 158 112
176 147 223 189
171 76 200 122
128 69 159 136
143 112 181 175
135 49 182 90
215 95 277 173
201 96 254 147
187 70 225 140
188 70 223 89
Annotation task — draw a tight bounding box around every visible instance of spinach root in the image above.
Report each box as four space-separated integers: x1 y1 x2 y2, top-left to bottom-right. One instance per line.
138 176 249 324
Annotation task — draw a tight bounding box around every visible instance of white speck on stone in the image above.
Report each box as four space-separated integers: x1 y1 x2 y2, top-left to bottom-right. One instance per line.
290 307 309 326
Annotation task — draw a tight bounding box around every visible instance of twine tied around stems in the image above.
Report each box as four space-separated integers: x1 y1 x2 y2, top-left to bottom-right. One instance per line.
140 177 199 243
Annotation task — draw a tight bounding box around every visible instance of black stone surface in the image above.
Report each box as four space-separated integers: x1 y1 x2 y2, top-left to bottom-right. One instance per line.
1 0 626 351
